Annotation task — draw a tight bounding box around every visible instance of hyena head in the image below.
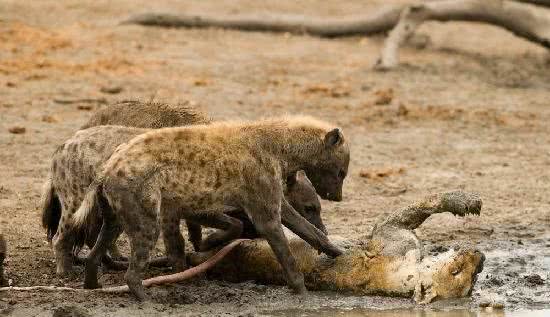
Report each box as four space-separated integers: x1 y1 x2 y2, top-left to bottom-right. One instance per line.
286 170 326 234
304 128 350 202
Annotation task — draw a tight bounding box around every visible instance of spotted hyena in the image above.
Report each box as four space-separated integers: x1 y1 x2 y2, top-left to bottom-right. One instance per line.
71 116 349 299
41 101 325 275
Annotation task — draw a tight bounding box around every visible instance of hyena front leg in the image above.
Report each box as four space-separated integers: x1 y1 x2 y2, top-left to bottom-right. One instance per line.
118 190 161 301
246 204 306 294
280 198 342 257
84 184 160 301
52 222 75 275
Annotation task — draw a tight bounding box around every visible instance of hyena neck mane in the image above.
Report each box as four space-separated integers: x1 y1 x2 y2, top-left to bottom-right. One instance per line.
235 116 338 173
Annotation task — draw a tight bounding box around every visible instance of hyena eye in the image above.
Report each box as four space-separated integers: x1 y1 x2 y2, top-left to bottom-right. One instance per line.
304 205 317 214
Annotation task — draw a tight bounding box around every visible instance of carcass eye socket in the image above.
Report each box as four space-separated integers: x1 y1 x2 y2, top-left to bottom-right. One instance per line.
451 268 461 276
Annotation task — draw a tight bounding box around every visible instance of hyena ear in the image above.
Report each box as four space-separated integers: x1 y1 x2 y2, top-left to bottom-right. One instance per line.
324 128 343 147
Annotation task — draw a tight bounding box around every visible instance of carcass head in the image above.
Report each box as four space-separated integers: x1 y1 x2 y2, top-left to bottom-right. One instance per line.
415 247 485 304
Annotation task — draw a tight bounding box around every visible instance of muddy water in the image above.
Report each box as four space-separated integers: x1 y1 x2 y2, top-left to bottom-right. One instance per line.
262 308 550 317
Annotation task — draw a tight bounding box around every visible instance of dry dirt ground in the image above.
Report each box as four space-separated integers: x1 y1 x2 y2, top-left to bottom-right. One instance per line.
0 0 549 316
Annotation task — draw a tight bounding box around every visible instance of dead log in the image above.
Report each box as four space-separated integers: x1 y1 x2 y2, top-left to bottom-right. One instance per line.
124 1 550 70
122 6 403 38
376 0 550 70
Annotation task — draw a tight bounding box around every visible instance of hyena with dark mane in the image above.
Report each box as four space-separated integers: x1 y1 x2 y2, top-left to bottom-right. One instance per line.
70 116 349 299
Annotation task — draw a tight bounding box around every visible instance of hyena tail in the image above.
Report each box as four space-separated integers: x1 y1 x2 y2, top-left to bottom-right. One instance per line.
40 175 62 242
72 180 102 230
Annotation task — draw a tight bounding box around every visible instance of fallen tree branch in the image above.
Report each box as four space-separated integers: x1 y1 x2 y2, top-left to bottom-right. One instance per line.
122 6 403 38
0 239 248 293
123 1 550 71
376 0 550 70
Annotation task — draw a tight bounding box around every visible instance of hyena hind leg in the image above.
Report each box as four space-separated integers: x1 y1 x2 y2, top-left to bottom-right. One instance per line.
83 207 122 289
114 188 162 301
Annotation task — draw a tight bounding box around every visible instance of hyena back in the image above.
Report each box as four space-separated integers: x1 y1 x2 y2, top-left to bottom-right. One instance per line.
80 100 211 129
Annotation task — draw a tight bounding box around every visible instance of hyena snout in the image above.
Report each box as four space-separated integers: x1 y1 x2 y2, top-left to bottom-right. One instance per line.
310 174 344 202
302 204 327 235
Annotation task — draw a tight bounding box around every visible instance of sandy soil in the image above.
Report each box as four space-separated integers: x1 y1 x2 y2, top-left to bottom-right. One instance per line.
0 0 549 316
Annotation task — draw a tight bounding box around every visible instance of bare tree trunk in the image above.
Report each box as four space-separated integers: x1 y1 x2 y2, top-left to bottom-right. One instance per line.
122 6 403 38
376 0 550 70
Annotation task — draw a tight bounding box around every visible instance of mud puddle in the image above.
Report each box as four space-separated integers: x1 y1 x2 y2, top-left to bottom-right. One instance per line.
261 308 550 317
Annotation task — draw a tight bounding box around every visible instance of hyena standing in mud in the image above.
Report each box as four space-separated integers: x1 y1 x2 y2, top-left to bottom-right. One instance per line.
42 101 326 274
71 116 349 299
